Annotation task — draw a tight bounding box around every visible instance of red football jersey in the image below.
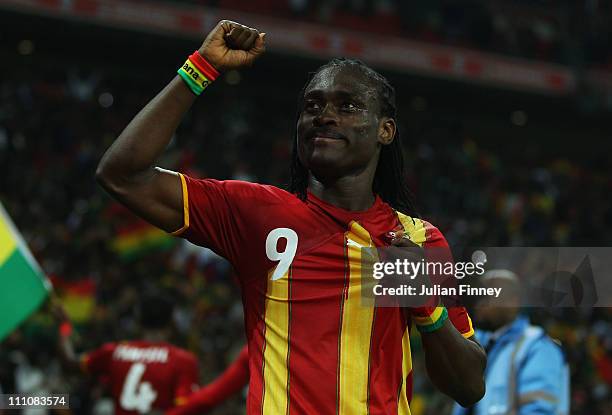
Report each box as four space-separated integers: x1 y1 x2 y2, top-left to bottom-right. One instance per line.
174 175 474 415
82 340 199 414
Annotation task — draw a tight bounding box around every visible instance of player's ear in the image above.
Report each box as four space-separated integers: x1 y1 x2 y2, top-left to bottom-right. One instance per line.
378 117 396 145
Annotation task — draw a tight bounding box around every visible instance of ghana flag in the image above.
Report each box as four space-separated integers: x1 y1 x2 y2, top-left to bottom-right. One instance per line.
111 220 176 260
0 201 50 341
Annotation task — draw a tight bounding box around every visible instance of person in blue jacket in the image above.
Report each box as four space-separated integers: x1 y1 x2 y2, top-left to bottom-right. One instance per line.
452 269 570 415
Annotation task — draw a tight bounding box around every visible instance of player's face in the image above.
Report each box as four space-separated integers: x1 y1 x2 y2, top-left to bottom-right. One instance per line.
296 67 388 181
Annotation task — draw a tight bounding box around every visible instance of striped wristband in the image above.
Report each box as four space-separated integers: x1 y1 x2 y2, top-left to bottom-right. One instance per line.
177 51 219 96
413 306 448 333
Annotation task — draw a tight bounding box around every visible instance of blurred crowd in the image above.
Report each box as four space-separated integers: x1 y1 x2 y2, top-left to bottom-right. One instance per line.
1 39 611 414
186 0 612 69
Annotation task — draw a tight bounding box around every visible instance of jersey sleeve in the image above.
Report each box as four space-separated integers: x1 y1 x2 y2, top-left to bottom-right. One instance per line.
81 342 115 376
447 307 475 338
422 222 475 338
174 352 200 406
172 174 266 266
169 346 249 415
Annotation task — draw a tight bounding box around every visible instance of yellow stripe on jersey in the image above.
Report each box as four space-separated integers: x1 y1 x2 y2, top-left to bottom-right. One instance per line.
398 329 412 415
171 173 190 236
339 221 377 415
396 212 422 415
463 314 476 338
262 267 291 415
396 213 427 247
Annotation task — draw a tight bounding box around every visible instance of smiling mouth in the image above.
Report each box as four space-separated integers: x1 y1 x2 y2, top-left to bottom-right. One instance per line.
308 130 347 142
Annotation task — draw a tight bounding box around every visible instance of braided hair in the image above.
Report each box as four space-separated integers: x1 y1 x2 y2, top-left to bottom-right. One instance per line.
289 58 418 217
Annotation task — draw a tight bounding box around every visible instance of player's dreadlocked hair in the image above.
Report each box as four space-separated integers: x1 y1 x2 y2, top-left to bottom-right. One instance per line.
289 58 419 217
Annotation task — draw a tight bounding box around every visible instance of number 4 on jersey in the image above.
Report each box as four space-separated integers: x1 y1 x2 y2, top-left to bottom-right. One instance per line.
120 363 157 413
265 228 298 281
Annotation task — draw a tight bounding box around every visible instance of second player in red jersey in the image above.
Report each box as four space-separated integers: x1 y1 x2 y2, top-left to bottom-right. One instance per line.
55 294 199 414
83 340 198 414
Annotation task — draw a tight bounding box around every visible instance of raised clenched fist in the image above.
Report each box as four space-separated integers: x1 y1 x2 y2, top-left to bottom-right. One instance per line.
198 20 266 72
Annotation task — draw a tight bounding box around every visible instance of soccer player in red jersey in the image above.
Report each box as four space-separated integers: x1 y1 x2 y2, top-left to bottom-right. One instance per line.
96 20 486 414
53 294 199 414
166 345 249 415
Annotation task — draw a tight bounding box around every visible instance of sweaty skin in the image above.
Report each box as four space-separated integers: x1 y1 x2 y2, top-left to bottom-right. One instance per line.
297 66 394 212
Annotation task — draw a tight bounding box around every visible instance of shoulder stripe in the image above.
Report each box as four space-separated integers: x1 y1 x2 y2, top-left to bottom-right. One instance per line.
171 173 190 236
395 212 427 247
462 314 475 338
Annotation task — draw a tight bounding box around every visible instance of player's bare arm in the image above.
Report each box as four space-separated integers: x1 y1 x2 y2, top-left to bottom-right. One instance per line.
390 235 486 407
421 326 486 407
50 301 83 373
95 20 265 232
